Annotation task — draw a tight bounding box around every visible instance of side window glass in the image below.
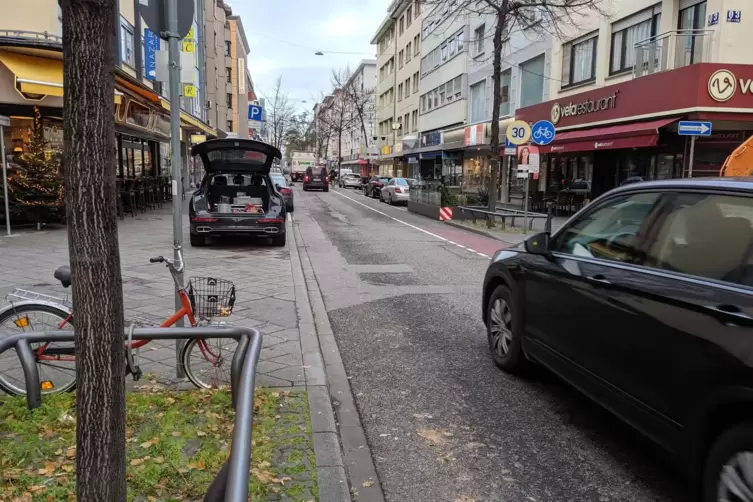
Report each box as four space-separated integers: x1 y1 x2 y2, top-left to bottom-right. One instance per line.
645 193 753 286
554 192 661 264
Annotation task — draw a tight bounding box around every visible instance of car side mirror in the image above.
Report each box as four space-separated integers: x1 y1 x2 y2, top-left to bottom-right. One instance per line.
524 232 552 257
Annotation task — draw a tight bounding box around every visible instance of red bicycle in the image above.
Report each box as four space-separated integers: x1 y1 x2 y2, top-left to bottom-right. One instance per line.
0 250 237 396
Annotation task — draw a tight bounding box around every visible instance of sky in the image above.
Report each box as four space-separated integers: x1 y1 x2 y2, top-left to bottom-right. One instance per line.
230 0 389 113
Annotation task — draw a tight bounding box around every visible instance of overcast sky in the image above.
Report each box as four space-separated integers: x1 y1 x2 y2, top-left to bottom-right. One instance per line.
230 0 388 113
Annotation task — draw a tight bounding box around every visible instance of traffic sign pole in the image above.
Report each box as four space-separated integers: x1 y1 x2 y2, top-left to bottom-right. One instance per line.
688 135 696 178
167 0 186 376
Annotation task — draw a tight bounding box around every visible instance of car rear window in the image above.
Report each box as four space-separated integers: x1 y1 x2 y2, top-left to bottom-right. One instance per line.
395 178 408 185
378 177 391 182
207 149 267 165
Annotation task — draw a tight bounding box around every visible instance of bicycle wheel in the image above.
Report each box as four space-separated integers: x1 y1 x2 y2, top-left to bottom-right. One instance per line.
0 303 76 396
181 337 238 389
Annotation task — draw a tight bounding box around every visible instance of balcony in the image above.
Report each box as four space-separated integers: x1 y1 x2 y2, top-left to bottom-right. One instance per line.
633 29 712 78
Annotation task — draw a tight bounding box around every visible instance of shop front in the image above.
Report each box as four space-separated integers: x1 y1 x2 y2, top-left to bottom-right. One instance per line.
515 62 753 201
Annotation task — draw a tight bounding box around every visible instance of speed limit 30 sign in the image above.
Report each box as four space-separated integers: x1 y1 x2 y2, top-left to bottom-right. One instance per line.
506 120 531 145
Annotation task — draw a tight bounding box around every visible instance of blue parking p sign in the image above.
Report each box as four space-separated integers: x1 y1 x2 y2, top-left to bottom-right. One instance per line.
248 104 264 121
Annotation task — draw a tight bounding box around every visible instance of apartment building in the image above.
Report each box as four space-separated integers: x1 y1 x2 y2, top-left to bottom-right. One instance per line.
371 14 396 173
341 59 377 174
203 0 230 132
0 0 250 195
514 0 753 201
227 14 250 137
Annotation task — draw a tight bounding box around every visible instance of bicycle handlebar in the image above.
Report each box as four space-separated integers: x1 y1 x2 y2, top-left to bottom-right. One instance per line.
150 256 165 263
149 250 184 278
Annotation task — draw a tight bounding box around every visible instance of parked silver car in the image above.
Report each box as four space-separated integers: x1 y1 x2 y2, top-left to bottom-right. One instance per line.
339 173 363 189
380 177 411 205
270 172 294 212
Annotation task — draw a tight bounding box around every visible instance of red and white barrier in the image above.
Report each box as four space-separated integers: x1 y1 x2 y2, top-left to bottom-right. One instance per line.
439 207 453 221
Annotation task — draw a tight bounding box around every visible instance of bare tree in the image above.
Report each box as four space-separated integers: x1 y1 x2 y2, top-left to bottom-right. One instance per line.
331 67 376 165
421 0 606 223
266 75 297 151
61 0 126 498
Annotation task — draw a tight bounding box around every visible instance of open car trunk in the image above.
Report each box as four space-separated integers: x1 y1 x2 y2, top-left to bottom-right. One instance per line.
205 172 271 215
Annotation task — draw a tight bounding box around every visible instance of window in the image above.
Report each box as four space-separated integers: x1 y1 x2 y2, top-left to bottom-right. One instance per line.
405 78 411 97
678 2 707 65
225 40 231 56
449 37 457 57
398 83 403 101
415 0 420 15
611 12 661 74
226 67 232 83
446 79 454 101
412 110 418 131
414 34 420 55
404 114 410 131
441 45 449 61
457 32 464 52
226 93 233 108
399 15 405 36
520 54 545 107
474 24 485 56
399 50 404 68
554 192 661 264
407 6 412 26
413 72 419 92
645 193 753 286
438 85 445 105
227 120 233 132
470 80 486 123
120 17 135 67
499 69 511 116
562 36 597 86
407 42 412 61
453 76 462 98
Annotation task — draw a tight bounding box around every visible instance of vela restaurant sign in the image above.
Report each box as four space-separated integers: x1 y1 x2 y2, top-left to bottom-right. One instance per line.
705 68 753 102
550 92 619 125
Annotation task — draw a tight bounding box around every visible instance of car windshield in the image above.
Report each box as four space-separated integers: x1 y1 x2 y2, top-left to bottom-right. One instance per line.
270 175 287 186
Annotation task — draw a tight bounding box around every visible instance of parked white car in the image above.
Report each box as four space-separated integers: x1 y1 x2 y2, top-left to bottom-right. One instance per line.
380 178 411 205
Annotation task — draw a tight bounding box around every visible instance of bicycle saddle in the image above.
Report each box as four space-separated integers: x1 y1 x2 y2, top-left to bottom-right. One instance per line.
54 266 72 288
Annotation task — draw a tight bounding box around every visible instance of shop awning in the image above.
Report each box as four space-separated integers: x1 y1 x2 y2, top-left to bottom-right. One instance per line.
0 51 128 104
159 99 217 137
539 117 677 154
342 159 368 166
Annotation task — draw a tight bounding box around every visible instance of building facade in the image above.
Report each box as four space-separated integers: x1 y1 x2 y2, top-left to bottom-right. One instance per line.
372 14 396 173
202 0 230 132
227 13 250 138
341 59 376 174
515 0 753 205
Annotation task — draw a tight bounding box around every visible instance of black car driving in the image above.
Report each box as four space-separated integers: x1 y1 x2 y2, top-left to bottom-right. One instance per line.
188 139 286 247
482 178 753 501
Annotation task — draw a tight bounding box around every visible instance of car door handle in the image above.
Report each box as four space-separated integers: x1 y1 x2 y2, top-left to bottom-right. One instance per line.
705 304 753 320
588 274 611 284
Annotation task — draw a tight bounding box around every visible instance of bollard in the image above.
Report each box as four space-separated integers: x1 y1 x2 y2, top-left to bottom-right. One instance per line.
545 201 554 233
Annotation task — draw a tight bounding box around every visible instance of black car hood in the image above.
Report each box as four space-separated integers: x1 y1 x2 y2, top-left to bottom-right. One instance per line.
191 139 282 174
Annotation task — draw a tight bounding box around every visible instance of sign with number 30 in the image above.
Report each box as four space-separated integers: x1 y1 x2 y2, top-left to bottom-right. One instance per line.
506 120 532 145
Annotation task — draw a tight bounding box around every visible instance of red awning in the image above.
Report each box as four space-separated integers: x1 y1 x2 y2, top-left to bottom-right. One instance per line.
538 117 677 154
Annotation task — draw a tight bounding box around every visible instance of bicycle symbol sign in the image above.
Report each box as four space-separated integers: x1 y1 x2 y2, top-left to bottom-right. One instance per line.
531 120 556 146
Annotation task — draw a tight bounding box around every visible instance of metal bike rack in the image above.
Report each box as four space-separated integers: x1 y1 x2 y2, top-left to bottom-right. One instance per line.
0 326 262 502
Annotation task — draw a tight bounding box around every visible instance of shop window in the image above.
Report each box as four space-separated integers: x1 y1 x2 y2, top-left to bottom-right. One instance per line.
611 11 661 74
499 69 511 116
520 55 545 107
561 35 597 87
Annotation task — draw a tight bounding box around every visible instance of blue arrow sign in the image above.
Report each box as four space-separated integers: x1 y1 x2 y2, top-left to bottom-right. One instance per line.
531 120 556 145
678 121 712 136
248 104 264 121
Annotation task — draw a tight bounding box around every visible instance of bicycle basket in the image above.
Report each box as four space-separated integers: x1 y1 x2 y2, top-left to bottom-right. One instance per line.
187 277 236 319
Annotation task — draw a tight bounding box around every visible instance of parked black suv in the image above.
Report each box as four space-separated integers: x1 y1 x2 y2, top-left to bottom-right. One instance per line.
302 166 329 192
482 178 753 501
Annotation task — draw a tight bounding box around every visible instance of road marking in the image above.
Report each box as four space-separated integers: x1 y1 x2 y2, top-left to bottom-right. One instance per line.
331 189 490 258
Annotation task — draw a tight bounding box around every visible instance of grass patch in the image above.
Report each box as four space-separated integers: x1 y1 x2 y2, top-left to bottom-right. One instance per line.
0 388 317 501
457 219 530 235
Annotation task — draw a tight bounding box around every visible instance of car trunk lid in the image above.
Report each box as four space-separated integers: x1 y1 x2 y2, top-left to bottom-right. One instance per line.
191 139 282 175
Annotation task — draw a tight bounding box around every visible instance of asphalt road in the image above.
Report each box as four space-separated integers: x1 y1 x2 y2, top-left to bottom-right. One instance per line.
293 185 690 502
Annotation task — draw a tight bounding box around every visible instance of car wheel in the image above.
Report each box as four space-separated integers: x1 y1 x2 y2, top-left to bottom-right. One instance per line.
271 233 286 247
287 204 294 213
388 193 394 205
190 233 206 247
486 285 528 374
703 424 753 502
324 186 329 192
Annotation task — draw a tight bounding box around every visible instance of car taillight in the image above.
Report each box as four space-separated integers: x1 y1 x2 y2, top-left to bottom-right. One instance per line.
258 218 284 223
192 217 218 222
325 176 330 182
280 188 292 195
304 176 309 182
394 187 401 193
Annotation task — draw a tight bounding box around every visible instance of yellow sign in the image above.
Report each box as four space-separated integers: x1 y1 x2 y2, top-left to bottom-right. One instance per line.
506 120 531 146
190 134 207 144
183 84 197 98
381 145 391 155
182 40 195 53
185 27 194 40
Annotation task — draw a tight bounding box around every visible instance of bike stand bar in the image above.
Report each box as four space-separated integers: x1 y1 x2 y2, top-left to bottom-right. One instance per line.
230 334 249 409
15 339 41 410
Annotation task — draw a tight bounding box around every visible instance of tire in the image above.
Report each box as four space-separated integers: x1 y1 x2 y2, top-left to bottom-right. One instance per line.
0 303 76 396
190 233 206 247
703 424 753 502
287 204 294 213
324 187 329 192
181 337 239 389
486 285 529 374
388 193 394 205
272 233 286 247
372 190 378 199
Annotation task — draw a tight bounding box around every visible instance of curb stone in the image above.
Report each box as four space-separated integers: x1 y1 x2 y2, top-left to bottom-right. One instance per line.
443 219 523 245
288 212 386 502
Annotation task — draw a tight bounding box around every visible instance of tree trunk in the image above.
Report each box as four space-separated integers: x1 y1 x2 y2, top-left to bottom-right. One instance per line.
62 0 127 499
487 1 509 227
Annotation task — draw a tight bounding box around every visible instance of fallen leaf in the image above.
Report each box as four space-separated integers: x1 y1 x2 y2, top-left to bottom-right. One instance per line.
27 485 46 493
130 458 145 466
252 468 292 485
57 476 70 486
65 448 76 458
187 460 206 470
140 440 155 449
177 467 190 474
437 453 456 463
417 429 453 446
362 480 374 487
196 431 207 437
154 456 165 464
165 397 176 405
171 431 181 437
62 465 73 473
54 449 63 455
302 365 311 369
